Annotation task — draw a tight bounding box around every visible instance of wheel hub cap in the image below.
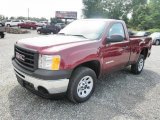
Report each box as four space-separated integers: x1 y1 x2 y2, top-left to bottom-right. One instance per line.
138 58 144 71
77 76 93 98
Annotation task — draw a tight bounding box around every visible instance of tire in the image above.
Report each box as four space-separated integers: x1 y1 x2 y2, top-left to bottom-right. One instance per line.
30 27 33 30
155 40 160 45
67 67 97 103
7 24 10 27
37 30 41 34
1 34 4 38
131 54 145 74
18 25 21 28
0 33 4 38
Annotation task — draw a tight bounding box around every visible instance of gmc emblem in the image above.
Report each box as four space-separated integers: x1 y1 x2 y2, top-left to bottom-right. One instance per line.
16 52 25 61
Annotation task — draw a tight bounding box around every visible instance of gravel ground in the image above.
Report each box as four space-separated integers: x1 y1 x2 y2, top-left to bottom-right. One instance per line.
0 31 160 120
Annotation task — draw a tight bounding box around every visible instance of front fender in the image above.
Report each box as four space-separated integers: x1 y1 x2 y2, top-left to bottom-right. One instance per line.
63 47 101 70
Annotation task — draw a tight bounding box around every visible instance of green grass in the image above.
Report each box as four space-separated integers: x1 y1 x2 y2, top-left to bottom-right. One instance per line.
147 29 160 33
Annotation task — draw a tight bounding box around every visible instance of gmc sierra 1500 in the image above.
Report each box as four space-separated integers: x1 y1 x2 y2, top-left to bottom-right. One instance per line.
12 19 152 103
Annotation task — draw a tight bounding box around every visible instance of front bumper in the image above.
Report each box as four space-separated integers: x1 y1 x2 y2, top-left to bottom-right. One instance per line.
12 59 71 96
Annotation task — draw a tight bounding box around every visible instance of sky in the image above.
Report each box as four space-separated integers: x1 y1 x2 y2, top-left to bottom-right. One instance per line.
0 0 83 20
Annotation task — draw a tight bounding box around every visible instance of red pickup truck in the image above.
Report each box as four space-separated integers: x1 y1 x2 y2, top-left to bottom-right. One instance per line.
12 19 152 103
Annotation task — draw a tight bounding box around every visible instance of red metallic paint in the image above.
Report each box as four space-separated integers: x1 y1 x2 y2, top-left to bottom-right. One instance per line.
16 19 152 77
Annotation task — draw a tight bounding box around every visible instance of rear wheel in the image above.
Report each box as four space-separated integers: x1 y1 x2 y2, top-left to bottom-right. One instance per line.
37 30 41 34
30 27 33 30
67 67 97 103
7 24 10 27
131 54 145 74
155 40 160 45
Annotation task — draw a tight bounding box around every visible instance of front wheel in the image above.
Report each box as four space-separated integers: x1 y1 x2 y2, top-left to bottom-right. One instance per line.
131 54 145 74
0 33 5 38
67 67 97 103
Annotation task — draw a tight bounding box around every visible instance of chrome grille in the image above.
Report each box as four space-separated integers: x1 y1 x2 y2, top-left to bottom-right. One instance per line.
15 45 38 71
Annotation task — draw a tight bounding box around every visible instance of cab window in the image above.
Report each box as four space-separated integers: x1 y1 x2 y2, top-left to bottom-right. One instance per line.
108 23 125 38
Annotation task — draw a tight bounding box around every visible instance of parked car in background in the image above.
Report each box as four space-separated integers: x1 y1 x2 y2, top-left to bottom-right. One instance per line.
150 32 160 45
135 31 151 36
37 25 60 34
55 23 66 29
0 23 5 38
5 20 24 27
36 21 48 27
128 30 135 36
18 22 38 29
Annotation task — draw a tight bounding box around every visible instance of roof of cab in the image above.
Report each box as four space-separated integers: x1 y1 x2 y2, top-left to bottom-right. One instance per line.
78 19 124 23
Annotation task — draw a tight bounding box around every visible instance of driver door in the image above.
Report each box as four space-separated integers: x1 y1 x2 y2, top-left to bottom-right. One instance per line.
102 23 130 73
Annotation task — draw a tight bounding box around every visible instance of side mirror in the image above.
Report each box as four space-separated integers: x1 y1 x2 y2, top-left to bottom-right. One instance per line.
106 35 124 43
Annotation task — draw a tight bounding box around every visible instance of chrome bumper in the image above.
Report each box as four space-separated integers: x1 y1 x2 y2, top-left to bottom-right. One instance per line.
14 67 69 94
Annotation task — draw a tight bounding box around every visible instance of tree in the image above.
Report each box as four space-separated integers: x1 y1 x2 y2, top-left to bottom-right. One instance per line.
129 0 160 30
129 5 150 30
83 0 105 18
148 0 160 28
83 0 149 26
17 16 27 20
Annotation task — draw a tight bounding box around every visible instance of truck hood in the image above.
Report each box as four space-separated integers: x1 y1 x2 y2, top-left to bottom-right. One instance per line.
17 35 92 51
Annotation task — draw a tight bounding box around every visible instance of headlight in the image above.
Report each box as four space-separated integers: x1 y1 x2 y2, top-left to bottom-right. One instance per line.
38 55 61 70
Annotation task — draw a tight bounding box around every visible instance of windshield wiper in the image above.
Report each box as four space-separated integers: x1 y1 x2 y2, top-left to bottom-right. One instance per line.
71 35 87 39
58 33 87 39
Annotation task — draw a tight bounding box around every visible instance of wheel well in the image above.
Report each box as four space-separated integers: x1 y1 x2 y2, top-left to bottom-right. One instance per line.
140 48 148 59
73 60 101 78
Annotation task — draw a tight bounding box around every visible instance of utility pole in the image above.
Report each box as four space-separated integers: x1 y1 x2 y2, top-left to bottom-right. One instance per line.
28 8 29 20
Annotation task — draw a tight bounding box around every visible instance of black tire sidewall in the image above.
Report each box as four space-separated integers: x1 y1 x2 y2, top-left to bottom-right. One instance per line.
156 40 160 45
131 55 145 74
67 67 97 103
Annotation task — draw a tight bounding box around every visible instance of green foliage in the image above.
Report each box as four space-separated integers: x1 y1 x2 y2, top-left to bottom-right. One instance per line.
83 0 133 19
147 29 160 33
82 0 148 25
1 15 48 22
129 0 160 30
29 17 48 22
83 0 105 18
83 0 160 31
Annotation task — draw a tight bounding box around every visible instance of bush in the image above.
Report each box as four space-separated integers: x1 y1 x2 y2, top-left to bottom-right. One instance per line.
147 29 160 33
5 27 30 34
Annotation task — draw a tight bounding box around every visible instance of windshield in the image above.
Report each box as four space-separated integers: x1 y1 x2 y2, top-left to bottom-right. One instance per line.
59 20 107 39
